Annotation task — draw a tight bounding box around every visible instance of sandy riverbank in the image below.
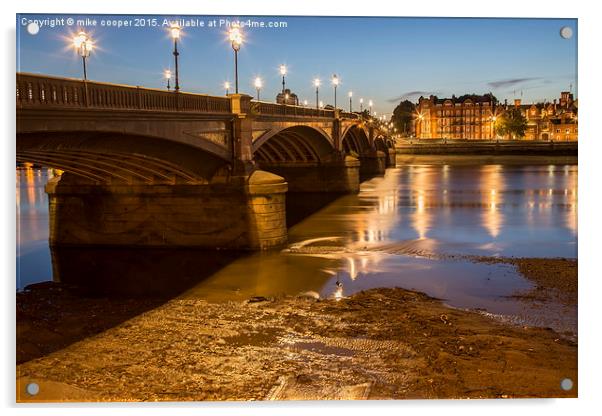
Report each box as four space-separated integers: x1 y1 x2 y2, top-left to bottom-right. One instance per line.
17 256 577 401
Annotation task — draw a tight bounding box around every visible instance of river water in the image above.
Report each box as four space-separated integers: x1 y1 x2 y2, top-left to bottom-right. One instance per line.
16 156 578 336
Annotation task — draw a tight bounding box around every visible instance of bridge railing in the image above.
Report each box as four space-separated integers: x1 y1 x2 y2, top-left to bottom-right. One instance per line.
339 111 361 120
16 73 231 114
252 101 335 118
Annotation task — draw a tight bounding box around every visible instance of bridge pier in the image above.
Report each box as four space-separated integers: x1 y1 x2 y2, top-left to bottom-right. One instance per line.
385 149 397 168
258 155 360 194
46 171 288 250
359 150 387 177
258 156 360 226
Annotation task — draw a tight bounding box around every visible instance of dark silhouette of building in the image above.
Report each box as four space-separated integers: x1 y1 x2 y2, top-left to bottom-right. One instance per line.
276 88 299 105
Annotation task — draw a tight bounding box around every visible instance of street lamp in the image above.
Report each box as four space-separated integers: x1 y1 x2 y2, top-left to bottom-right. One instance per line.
360 98 364 112
279 64 287 95
72 31 93 81
303 99 308 106
229 25 243 94
319 100 324 109
348 91 353 112
164 69 172 91
254 77 262 100
169 24 181 92
369 99 373 115
332 74 339 109
314 78 321 109
224 81 230 95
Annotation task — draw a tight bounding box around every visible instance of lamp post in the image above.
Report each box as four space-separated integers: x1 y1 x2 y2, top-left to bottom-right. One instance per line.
332 74 339 109
369 100 373 115
348 91 353 112
169 24 181 92
229 25 243 94
279 65 287 95
314 78 320 109
72 31 93 81
224 81 230 95
254 77 262 100
360 98 364 112
164 69 172 91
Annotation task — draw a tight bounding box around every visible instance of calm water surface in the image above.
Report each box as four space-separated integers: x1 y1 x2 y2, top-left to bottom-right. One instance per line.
16 157 578 336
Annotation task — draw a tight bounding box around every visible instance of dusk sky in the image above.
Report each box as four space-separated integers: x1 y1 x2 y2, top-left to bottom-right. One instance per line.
17 15 577 114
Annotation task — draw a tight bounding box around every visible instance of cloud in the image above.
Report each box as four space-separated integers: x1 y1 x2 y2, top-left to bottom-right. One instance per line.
487 77 542 89
387 91 438 103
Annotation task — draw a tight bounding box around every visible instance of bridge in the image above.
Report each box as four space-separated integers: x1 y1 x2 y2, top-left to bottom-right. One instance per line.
17 73 395 250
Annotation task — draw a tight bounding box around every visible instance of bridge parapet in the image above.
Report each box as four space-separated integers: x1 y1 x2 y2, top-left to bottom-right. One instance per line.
16 73 231 113
252 101 335 118
340 111 361 120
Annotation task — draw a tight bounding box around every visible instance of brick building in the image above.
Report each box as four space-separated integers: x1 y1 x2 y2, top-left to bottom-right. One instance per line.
513 92 577 141
414 92 577 141
414 94 497 139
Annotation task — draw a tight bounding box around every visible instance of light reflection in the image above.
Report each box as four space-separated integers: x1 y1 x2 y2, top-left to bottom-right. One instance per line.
351 172 400 245
480 165 504 238
410 168 433 239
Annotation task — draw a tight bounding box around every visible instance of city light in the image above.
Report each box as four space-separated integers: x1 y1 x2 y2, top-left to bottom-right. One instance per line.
360 98 364 112
279 64 287 95
314 78 321 109
348 91 353 112
170 24 181 39
164 69 172 91
72 31 94 80
319 100 324 109
254 77 262 100
332 74 339 109
369 99 373 115
169 24 181 91
228 25 243 94
303 100 308 106
224 81 230 95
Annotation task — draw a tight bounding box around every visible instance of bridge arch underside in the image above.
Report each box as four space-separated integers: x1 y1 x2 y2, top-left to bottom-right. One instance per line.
16 131 230 184
253 125 335 165
341 126 371 156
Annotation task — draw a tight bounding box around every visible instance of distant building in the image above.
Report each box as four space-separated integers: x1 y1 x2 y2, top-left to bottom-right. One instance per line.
510 92 577 141
276 88 299 105
414 92 577 141
415 94 497 140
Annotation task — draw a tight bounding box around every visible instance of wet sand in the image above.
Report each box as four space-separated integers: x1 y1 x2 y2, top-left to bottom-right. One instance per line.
470 257 577 307
17 282 167 365
17 257 577 401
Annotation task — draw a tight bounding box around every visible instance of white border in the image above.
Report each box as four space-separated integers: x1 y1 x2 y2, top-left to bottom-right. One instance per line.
3 1 601 415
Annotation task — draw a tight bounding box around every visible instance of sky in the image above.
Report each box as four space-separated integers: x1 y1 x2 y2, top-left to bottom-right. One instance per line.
16 15 577 115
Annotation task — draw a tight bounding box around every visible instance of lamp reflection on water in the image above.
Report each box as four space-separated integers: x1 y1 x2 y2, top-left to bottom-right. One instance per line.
480 165 504 239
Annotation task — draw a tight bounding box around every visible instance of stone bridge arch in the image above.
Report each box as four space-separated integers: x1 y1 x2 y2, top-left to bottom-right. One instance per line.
341 125 371 156
16 131 231 184
252 125 336 163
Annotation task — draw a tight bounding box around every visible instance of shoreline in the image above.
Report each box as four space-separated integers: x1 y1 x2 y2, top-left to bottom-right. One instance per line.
395 154 577 165
17 256 577 401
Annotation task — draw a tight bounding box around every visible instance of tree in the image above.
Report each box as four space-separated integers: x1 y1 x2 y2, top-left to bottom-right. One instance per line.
496 108 527 139
391 100 416 136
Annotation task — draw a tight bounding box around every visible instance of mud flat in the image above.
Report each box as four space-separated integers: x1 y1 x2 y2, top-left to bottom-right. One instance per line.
470 257 577 307
17 284 576 401
17 282 167 365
